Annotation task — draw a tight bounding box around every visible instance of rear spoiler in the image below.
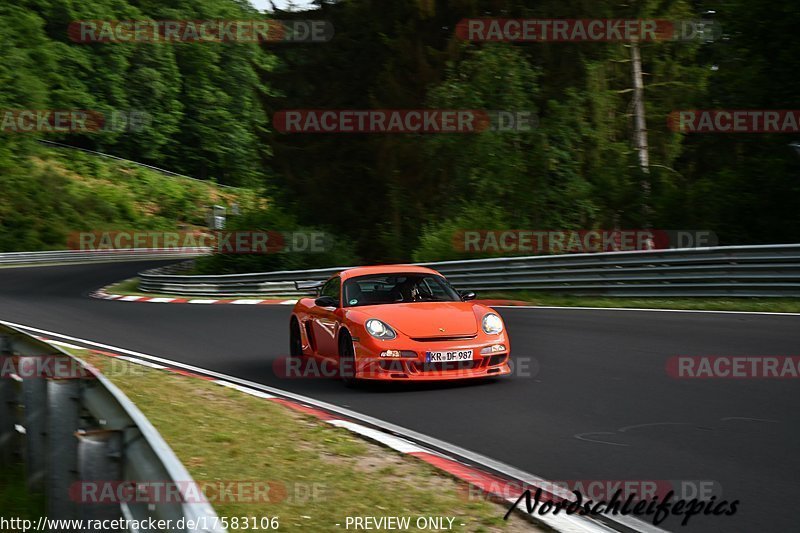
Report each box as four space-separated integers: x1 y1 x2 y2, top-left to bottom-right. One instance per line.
294 280 325 293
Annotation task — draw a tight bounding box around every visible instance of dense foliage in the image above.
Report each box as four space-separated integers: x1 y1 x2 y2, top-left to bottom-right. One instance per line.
0 0 272 187
0 149 256 251
1 0 799 266
267 0 800 262
0 0 276 252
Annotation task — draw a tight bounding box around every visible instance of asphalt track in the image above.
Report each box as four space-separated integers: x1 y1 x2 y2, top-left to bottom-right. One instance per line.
1 261 798 533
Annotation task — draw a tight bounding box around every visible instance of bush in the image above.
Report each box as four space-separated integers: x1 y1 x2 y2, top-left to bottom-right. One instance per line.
193 207 359 274
0 147 255 251
411 205 514 263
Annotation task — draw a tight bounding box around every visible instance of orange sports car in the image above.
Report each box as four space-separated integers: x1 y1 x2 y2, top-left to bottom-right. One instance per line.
289 265 511 384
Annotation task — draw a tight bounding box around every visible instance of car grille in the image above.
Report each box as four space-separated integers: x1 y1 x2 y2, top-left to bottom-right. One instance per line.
378 360 406 372
487 354 508 366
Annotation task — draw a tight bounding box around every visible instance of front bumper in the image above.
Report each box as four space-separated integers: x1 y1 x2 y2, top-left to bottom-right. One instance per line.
352 336 511 381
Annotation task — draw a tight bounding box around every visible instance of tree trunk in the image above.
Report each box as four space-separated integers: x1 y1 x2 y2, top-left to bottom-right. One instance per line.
630 40 651 226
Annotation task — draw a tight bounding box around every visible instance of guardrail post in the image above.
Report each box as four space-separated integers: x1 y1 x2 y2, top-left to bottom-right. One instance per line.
20 356 47 490
46 369 81 520
0 324 226 532
0 335 17 465
77 430 123 526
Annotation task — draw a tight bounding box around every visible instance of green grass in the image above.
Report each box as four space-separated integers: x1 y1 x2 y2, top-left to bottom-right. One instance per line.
1 147 261 253
104 277 147 296
66 350 538 533
0 463 46 518
482 292 800 313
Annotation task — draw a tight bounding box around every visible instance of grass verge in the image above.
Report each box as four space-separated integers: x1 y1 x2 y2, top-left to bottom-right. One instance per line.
66 349 540 532
481 292 800 313
0 464 46 517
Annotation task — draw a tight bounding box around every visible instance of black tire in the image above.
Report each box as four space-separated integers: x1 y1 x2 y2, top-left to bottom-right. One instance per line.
289 318 303 357
338 331 359 387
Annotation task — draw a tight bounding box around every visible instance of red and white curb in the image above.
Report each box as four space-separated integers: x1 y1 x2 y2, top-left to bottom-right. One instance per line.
0 319 658 533
40 337 583 531
92 284 800 315
92 285 528 308
91 286 297 305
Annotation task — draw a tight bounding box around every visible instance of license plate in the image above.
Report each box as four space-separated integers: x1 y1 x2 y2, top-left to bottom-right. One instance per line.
425 350 473 362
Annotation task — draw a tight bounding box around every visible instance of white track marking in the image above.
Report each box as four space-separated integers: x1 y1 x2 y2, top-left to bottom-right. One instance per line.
115 356 167 370
0 319 666 533
329 420 426 454
497 305 800 316
214 380 275 399
40 338 87 350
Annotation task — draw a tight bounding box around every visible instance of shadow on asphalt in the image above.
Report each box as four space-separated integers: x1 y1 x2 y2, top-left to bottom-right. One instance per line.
350 376 508 394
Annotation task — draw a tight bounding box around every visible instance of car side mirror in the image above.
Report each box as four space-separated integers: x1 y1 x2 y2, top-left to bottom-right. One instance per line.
315 296 338 308
460 291 477 301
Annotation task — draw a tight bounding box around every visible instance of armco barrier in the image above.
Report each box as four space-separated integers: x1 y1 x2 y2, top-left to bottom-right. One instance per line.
0 323 225 532
38 140 240 190
138 244 800 298
0 248 210 267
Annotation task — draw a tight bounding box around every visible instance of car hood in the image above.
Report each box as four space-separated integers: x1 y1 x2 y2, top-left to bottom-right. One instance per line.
350 302 482 338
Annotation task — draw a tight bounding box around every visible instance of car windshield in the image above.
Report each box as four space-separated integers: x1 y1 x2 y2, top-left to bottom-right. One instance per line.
343 273 461 307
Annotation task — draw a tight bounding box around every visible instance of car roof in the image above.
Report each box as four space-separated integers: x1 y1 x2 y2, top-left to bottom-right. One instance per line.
338 265 442 281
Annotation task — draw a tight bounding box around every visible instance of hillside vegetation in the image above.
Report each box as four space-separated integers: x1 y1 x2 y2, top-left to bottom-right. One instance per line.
0 147 257 251
2 1 799 267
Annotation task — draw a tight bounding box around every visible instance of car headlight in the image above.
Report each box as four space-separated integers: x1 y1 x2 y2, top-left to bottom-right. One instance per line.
482 313 503 334
366 319 397 340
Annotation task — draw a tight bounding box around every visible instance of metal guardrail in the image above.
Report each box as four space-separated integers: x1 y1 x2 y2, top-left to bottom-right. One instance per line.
38 140 240 190
0 248 210 267
138 244 800 298
0 323 225 532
